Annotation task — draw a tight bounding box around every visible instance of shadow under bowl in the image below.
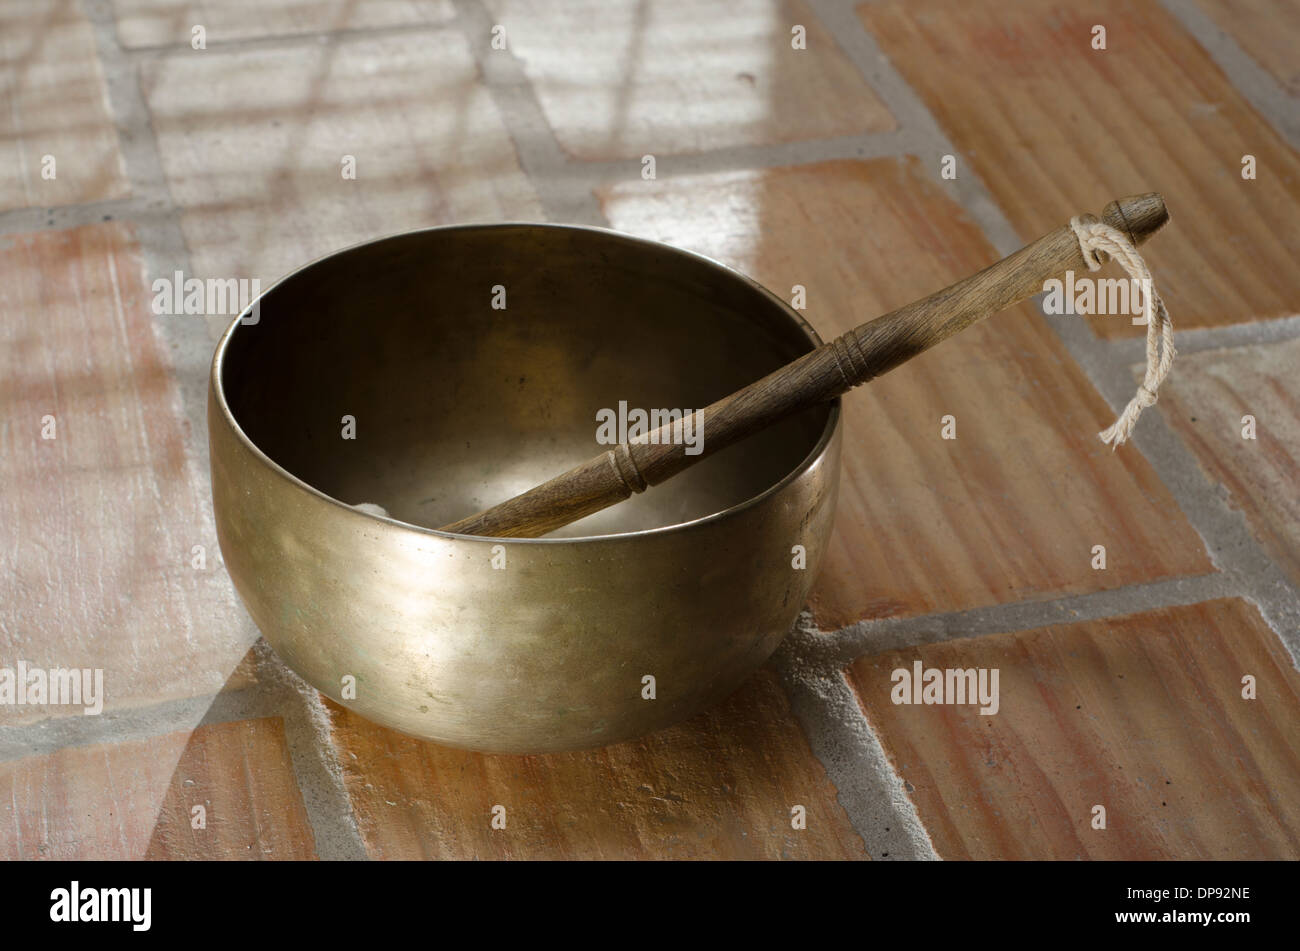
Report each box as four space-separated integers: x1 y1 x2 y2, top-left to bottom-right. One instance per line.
209 223 841 753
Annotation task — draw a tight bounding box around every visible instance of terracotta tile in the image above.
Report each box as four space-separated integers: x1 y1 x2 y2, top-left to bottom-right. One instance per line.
860 0 1300 335
0 717 316 859
1196 0 1300 96
0 224 254 722
325 671 867 859
140 30 543 300
1157 339 1300 587
483 0 894 160
113 0 454 47
598 158 1212 628
0 0 130 210
849 599 1300 859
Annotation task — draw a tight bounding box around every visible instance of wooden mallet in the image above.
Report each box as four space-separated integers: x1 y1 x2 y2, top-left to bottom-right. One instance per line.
441 193 1170 539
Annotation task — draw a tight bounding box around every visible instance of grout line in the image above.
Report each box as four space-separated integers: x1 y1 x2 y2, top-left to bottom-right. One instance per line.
114 18 459 57
1160 0 1300 149
451 0 605 225
0 196 161 236
279 690 370 861
807 0 1016 250
1104 312 1300 362
240 641 370 861
773 635 938 860
81 1 173 207
537 128 920 179
80 0 219 469
0 686 269 762
808 573 1234 668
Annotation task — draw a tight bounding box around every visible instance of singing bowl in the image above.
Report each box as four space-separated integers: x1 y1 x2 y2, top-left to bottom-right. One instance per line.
209 223 842 753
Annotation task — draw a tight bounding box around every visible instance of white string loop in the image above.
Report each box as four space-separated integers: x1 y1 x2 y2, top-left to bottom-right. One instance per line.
1070 216 1175 448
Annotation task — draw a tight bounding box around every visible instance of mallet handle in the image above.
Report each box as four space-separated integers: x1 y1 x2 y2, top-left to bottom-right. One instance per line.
441 193 1169 538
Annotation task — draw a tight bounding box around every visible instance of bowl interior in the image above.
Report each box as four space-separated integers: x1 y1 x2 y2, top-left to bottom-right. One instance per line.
219 224 834 537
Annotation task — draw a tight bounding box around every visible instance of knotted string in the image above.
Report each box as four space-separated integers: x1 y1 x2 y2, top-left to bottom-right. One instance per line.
1069 216 1175 448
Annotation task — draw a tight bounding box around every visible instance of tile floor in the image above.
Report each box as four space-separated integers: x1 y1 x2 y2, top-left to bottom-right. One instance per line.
0 0 1296 860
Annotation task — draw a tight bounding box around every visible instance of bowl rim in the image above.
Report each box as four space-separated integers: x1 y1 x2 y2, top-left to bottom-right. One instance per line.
211 221 842 545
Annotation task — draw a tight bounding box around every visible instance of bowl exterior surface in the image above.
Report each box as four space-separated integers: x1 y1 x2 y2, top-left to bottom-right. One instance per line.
209 225 841 753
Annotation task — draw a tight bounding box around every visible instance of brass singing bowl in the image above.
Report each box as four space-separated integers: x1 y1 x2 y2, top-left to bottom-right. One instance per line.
209 223 841 753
